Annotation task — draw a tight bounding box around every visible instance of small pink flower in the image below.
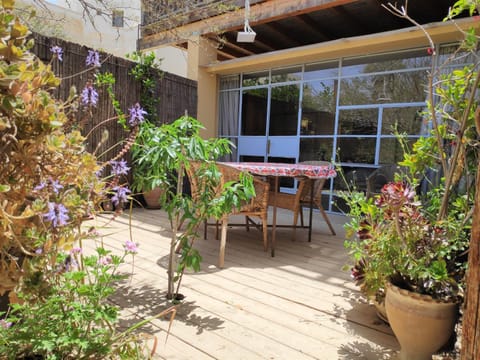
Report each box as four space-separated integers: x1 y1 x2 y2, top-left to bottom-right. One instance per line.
124 240 138 254
70 246 82 255
98 255 112 266
0 320 12 329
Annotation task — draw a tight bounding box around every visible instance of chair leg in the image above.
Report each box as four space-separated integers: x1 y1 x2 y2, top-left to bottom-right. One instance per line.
299 205 304 227
262 216 268 251
316 201 336 236
215 220 220 240
219 217 228 268
245 216 250 232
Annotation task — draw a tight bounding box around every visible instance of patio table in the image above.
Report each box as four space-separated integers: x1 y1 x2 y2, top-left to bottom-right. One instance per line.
221 162 337 257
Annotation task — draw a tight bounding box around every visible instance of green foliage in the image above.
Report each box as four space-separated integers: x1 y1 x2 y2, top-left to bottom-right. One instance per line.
340 182 468 302
127 51 162 124
131 114 254 298
341 3 479 303
0 246 153 359
0 0 159 357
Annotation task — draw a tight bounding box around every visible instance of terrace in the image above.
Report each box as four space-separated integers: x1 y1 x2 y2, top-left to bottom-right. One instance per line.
88 207 398 359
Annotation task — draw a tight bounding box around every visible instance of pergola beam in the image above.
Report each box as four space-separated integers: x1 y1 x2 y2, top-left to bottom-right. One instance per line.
138 0 358 50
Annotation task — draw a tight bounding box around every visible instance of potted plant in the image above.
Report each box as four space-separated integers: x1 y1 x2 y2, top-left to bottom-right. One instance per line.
340 1 478 358
130 121 167 209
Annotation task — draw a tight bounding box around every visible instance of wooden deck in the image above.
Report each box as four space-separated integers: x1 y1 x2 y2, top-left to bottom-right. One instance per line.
86 208 398 359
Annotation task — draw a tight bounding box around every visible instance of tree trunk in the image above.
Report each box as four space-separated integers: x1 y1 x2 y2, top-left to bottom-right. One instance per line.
460 160 480 359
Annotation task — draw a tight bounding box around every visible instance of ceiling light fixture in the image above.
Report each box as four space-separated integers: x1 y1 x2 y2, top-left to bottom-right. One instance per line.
237 0 256 43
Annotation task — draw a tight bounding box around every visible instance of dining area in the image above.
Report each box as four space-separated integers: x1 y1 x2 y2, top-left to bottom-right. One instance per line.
186 160 338 268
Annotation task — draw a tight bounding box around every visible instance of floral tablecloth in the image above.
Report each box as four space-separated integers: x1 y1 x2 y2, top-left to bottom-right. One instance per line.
222 162 337 179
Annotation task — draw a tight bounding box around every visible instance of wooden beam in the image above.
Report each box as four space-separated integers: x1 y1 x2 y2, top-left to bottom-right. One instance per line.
263 22 302 47
139 0 358 49
204 18 477 75
295 14 332 41
211 35 256 56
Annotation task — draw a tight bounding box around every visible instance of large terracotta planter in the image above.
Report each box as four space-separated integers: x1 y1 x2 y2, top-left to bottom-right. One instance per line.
143 187 164 209
385 281 457 360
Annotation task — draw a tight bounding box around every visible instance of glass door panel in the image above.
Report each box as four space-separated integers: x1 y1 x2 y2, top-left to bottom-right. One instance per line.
269 84 300 136
241 88 268 136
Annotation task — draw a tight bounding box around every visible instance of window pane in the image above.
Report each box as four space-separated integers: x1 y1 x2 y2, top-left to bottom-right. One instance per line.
218 90 239 136
112 9 124 27
220 75 240 90
301 80 336 135
304 61 339 80
378 137 415 164
271 66 302 83
269 84 300 136
242 71 269 86
382 106 424 135
334 166 376 192
337 137 376 163
340 71 428 105
338 108 378 135
241 88 267 135
299 138 333 162
342 49 431 75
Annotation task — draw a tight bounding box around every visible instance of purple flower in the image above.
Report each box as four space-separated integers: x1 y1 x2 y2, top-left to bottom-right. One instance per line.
34 182 46 191
0 320 12 329
128 103 147 127
51 179 63 194
98 255 112 266
50 45 63 61
81 84 99 107
64 255 78 272
124 240 138 254
43 202 70 228
110 159 130 176
35 248 43 255
111 186 131 206
70 246 82 255
86 50 101 67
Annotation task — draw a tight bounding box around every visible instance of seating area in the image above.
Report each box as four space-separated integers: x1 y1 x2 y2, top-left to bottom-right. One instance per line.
186 161 338 267
186 161 270 268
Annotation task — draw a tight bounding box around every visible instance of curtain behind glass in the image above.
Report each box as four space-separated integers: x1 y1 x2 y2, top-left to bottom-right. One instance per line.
219 75 240 161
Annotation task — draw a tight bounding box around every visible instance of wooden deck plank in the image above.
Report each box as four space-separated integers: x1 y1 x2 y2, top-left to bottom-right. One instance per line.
83 209 399 359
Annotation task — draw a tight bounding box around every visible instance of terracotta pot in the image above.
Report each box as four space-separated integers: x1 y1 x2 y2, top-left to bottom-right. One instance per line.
372 298 388 324
385 281 457 360
143 187 164 209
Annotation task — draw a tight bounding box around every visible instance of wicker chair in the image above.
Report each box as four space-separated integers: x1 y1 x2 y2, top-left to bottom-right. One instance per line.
186 161 270 268
268 161 336 236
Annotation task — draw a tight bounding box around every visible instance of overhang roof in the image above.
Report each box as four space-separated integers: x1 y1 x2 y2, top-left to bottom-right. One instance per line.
138 0 465 61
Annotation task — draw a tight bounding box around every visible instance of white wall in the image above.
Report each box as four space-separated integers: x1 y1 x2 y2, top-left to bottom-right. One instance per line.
16 0 188 77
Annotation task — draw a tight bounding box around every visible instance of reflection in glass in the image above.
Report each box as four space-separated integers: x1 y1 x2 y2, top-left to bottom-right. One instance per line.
304 61 339 80
271 66 302 83
242 71 269 87
301 80 336 135
241 88 267 135
340 71 428 105
337 138 376 163
338 108 378 135
379 137 415 164
438 43 480 67
382 107 424 135
269 84 300 136
299 138 333 162
342 49 430 75
333 166 377 192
